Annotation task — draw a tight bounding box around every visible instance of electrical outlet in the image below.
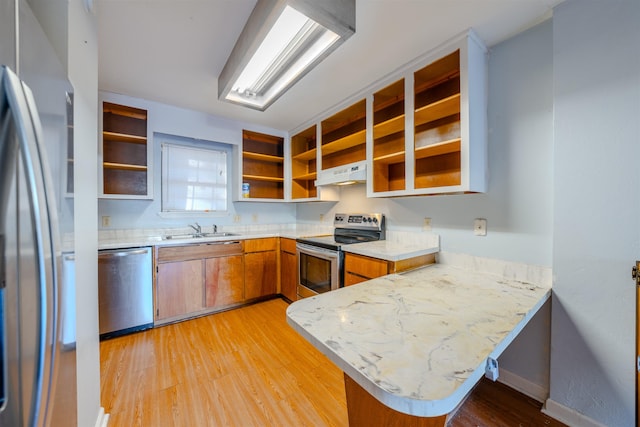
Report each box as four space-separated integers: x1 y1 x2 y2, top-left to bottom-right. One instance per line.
233 215 241 223
474 218 487 236
320 214 324 222
101 216 111 227
252 214 258 222
423 217 432 232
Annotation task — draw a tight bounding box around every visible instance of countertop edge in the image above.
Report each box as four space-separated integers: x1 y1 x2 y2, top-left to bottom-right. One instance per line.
342 244 439 261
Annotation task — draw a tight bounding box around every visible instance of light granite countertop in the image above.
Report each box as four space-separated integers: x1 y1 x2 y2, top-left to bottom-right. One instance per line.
96 226 440 262
286 263 551 418
342 240 439 261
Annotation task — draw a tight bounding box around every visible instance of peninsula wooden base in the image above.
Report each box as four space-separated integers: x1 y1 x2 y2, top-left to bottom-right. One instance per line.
344 374 447 427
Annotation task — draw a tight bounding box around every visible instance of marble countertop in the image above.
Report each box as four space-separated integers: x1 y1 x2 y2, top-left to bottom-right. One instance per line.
342 240 439 261
96 227 326 250
97 226 439 257
286 263 551 417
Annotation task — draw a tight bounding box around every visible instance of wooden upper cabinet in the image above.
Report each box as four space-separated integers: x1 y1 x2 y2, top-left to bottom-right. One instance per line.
321 99 366 170
291 125 318 200
372 79 406 193
413 50 462 190
100 101 152 199
241 130 284 200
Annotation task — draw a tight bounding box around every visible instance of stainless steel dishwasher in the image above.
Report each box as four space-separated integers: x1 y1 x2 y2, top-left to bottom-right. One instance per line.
98 247 153 339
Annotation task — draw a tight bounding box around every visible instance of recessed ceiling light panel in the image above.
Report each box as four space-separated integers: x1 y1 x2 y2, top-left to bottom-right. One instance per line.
218 0 355 111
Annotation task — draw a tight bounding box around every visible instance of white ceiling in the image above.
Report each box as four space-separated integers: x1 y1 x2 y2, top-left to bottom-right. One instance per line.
97 0 563 132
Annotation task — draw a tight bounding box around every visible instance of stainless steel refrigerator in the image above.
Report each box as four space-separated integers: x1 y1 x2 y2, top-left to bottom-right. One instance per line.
0 0 77 425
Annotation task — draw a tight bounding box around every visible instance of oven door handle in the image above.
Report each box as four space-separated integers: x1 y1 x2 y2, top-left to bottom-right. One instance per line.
296 243 339 260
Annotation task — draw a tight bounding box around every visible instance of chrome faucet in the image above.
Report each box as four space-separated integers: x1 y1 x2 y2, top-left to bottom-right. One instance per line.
212 224 218 234
189 222 202 235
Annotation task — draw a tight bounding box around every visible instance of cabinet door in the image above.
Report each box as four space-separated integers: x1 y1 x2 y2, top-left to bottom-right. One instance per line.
156 259 203 320
244 251 278 300
280 250 297 301
205 255 244 308
344 253 388 286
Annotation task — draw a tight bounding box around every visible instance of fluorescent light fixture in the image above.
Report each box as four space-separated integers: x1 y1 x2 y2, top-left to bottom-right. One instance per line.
219 0 355 111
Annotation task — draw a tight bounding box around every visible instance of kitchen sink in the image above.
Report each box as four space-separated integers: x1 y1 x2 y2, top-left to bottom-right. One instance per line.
202 232 239 237
162 232 239 240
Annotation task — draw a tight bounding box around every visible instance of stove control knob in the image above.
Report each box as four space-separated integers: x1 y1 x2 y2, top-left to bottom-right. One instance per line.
373 217 378 223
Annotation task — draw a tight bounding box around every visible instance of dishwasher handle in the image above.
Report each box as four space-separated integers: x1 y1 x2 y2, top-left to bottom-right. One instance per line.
98 248 150 258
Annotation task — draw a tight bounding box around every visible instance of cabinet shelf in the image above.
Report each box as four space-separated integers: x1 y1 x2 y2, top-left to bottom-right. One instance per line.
321 129 366 156
292 147 317 161
103 162 148 172
374 115 405 140
243 174 284 183
292 172 317 180
103 131 147 144
415 138 461 159
374 150 405 164
242 151 284 163
415 93 460 126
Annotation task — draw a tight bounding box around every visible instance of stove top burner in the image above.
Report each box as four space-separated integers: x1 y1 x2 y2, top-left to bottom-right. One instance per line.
296 213 386 251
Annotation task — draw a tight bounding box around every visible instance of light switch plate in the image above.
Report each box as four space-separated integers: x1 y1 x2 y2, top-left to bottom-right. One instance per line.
423 217 432 232
474 218 487 236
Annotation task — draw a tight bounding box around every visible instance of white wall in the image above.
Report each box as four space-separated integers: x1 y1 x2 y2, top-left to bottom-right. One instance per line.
97 92 296 230
549 0 640 425
297 19 555 391
68 1 101 426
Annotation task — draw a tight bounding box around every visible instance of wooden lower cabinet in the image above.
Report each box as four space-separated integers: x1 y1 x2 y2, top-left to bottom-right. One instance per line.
344 253 388 286
280 238 297 301
205 254 244 308
156 259 203 320
344 252 436 286
155 241 244 323
244 238 278 300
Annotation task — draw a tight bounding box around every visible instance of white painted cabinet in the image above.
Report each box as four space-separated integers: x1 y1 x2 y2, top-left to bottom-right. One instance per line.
368 30 488 197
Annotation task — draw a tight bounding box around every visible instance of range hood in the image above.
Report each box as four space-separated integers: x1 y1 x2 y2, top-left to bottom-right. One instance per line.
315 161 366 186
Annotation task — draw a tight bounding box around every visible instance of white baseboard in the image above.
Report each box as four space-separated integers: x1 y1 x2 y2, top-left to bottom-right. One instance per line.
497 368 548 403
542 399 608 427
94 407 110 427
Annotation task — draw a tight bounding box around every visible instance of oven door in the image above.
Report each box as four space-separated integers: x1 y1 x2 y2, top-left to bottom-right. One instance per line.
296 243 342 299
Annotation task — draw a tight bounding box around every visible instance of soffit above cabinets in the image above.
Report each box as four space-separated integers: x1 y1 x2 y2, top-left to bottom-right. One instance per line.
97 0 564 131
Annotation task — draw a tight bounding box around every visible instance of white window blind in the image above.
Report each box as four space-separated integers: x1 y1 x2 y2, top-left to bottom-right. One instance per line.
162 143 228 212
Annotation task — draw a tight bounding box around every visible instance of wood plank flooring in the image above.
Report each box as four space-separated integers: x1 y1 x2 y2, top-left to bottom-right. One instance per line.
100 298 565 427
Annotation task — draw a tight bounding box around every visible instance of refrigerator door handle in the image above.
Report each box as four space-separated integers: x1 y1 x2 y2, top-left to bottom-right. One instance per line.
1 66 59 427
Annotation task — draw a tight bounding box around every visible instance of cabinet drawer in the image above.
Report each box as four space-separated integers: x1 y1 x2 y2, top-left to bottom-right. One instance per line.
344 253 388 280
244 237 277 253
280 237 297 254
157 241 243 263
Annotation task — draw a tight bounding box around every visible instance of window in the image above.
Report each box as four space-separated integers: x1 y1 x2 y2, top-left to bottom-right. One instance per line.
161 143 228 212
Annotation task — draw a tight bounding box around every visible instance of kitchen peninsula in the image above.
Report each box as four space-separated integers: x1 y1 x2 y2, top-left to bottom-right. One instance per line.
286 263 551 426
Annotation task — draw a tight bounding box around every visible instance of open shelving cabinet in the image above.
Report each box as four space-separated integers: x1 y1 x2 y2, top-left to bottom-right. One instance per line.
100 101 151 198
366 31 487 197
372 79 406 193
321 99 367 170
241 130 284 200
413 50 462 190
291 125 318 200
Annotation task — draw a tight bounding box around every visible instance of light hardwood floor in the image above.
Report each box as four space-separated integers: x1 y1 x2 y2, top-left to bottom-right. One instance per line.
100 298 348 426
100 298 565 427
